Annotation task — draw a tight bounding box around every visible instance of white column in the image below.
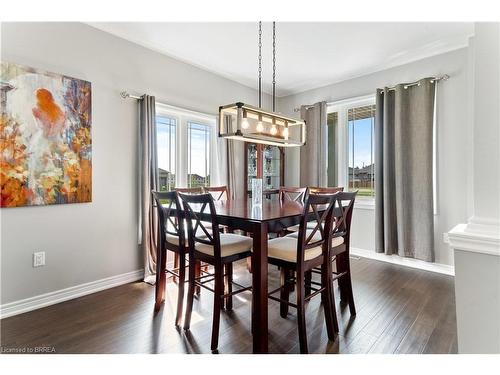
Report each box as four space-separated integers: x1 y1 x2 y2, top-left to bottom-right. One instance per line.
448 22 500 354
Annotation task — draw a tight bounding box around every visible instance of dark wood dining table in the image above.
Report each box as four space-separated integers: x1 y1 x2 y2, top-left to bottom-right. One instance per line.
159 197 327 353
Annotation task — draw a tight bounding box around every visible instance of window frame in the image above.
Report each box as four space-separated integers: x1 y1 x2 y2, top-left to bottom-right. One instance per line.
327 94 376 207
187 120 211 188
156 103 217 189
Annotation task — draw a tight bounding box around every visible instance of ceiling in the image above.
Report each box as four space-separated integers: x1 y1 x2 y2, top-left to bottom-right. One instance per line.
89 22 473 97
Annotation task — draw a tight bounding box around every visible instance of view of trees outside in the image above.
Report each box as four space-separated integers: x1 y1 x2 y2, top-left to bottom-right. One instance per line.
348 105 375 197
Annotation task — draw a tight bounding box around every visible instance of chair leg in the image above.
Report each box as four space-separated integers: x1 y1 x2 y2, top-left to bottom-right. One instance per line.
343 257 356 315
211 262 224 352
279 267 290 318
173 253 179 284
246 257 252 273
183 254 196 331
305 270 312 297
321 259 338 338
336 253 348 302
224 263 233 311
154 247 166 312
194 261 201 296
175 252 186 327
296 270 308 354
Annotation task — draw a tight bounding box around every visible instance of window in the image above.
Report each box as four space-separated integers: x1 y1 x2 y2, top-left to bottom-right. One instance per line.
156 116 176 191
156 104 217 189
327 95 376 201
348 105 375 197
187 122 210 188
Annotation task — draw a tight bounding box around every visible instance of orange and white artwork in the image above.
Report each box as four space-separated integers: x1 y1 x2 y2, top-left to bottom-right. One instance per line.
1 62 92 207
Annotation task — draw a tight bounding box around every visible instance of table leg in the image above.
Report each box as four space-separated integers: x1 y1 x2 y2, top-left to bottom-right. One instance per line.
251 222 269 353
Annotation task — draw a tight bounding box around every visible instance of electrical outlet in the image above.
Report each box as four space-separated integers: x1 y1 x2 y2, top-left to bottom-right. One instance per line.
443 232 450 244
33 251 45 267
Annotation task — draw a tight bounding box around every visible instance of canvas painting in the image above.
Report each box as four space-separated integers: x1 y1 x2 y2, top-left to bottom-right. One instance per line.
0 62 92 207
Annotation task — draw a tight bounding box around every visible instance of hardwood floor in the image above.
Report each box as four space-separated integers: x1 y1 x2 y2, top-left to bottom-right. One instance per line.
0 257 457 354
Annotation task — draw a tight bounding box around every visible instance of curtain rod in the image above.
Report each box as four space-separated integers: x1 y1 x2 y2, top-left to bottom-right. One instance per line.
379 74 449 93
120 91 217 117
292 74 450 112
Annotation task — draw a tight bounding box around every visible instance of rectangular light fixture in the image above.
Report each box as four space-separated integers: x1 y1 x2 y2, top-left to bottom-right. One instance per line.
218 102 306 147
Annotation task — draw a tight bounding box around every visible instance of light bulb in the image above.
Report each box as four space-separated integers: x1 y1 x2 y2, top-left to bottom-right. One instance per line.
270 125 277 135
256 121 263 132
283 127 289 139
241 118 249 129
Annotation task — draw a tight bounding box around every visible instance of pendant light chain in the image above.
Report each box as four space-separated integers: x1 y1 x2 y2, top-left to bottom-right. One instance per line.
272 21 276 112
258 21 262 109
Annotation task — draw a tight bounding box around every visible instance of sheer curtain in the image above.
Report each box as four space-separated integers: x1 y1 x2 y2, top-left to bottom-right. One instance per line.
375 79 436 262
138 95 159 284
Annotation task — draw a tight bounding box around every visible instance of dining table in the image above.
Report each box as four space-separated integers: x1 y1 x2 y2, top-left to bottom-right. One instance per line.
158 197 331 353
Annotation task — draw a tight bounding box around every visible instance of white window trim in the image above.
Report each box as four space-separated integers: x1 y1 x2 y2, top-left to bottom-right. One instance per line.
327 94 376 209
156 103 217 189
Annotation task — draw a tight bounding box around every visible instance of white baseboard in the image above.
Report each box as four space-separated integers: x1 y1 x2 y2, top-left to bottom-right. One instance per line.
350 247 455 276
0 269 144 319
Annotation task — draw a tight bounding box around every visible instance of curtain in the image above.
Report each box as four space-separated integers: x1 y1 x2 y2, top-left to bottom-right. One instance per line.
138 95 159 284
300 101 327 187
226 139 245 200
375 79 436 262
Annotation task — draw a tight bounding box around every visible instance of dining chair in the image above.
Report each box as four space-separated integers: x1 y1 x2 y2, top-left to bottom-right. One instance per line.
287 191 357 313
267 190 339 353
309 186 344 194
180 193 253 352
151 191 188 327
286 186 344 233
278 186 307 204
175 187 204 194
203 186 230 201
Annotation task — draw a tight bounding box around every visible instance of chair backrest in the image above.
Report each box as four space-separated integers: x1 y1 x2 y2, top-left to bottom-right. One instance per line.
295 190 337 265
175 187 204 194
279 186 307 204
179 193 222 259
330 191 357 246
203 186 230 201
152 191 185 251
309 186 344 194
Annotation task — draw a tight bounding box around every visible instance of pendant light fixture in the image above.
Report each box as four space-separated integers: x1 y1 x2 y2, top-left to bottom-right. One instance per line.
218 22 306 147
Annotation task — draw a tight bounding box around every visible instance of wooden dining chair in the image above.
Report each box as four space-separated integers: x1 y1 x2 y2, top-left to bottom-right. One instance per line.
151 191 187 327
279 186 307 203
175 187 204 194
309 186 344 194
267 191 339 353
180 193 253 352
327 191 357 315
287 191 357 312
203 186 230 201
285 186 344 233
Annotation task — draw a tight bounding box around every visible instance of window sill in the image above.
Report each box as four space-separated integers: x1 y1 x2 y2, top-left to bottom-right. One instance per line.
354 198 375 210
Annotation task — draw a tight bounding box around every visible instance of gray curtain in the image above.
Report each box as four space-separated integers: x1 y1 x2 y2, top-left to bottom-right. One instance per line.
138 95 159 284
375 79 436 262
300 101 327 187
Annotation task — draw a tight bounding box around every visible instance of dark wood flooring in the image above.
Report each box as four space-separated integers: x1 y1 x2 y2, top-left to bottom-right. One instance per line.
0 257 457 354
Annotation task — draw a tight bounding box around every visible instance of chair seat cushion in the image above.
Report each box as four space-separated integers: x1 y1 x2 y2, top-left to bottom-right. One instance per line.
286 230 344 248
195 233 252 258
267 236 323 263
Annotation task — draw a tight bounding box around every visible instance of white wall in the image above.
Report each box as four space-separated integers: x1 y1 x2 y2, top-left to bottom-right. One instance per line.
450 22 500 354
278 48 470 265
0 22 269 305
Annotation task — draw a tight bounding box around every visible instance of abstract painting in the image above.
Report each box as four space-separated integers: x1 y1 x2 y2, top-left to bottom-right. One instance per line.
1 62 92 207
